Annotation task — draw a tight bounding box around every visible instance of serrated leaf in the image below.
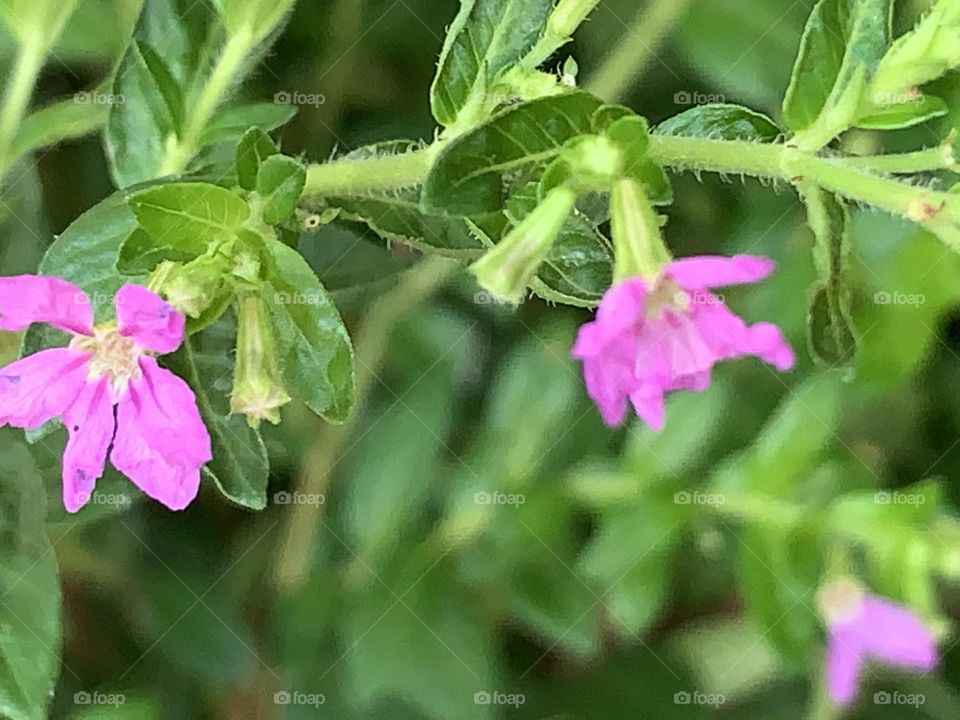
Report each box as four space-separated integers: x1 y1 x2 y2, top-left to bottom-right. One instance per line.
128 182 250 252
422 92 603 217
802 186 858 368
782 0 892 133
856 95 948 130
235 127 278 191
265 240 355 422
431 0 553 127
655 103 781 142
256 155 306 225
164 316 269 510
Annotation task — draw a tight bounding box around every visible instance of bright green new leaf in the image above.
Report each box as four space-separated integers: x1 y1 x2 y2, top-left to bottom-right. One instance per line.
235 127 279 191
431 0 554 127
256 155 306 225
782 0 892 134
127 182 251 252
421 92 603 217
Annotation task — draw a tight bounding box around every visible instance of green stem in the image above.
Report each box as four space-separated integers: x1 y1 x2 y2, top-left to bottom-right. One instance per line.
159 30 254 176
0 36 46 174
302 145 438 199
273 256 462 593
842 145 958 174
586 0 695 101
521 0 602 70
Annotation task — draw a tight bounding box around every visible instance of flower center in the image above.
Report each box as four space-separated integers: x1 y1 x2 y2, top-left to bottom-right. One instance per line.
816 577 865 626
644 277 689 320
70 325 144 395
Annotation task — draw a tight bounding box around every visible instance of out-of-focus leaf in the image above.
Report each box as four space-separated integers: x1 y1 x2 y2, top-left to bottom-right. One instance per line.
0 433 61 720
421 93 602 217
430 0 553 127
10 95 109 162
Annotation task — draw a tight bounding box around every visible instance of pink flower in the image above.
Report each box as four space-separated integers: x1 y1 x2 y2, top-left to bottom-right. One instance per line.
572 255 795 429
818 578 938 705
0 276 212 512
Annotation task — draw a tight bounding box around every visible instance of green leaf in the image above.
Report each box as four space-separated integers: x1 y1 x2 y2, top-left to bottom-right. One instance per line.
0 436 61 720
256 155 306 225
127 182 250 252
802 186 858 369
10 94 109 162
655 103 782 142
235 127 278 191
422 92 603 217
265 240 355 422
782 0 892 133
116 227 197 275
198 102 296 147
324 142 486 257
604 116 672 204
856 95 948 130
164 316 269 510
430 0 554 127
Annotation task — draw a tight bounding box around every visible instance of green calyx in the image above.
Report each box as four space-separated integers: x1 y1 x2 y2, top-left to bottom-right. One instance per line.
610 177 671 283
230 292 292 428
471 185 578 303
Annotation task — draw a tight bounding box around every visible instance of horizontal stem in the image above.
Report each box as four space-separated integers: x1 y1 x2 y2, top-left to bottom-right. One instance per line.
302 146 437 199
842 145 958 174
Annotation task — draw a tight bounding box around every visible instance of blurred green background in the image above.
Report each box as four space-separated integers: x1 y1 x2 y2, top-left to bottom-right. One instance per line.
3 0 960 718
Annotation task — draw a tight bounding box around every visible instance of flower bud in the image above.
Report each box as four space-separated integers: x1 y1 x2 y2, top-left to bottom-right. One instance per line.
158 255 230 318
230 293 292 428
470 186 577 304
609 177 671 282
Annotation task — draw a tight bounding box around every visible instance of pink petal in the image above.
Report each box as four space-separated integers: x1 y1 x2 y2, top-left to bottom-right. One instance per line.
825 627 864 706
0 275 94 335
110 357 211 510
61 378 115 513
0 349 90 428
858 597 938 671
666 255 776 290
629 385 666 430
688 301 796 372
116 284 185 354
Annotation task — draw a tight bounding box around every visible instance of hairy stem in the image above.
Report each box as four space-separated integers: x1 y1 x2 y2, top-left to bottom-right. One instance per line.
273 256 462 593
842 145 958 174
586 0 695 102
302 145 439 199
159 30 254 176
